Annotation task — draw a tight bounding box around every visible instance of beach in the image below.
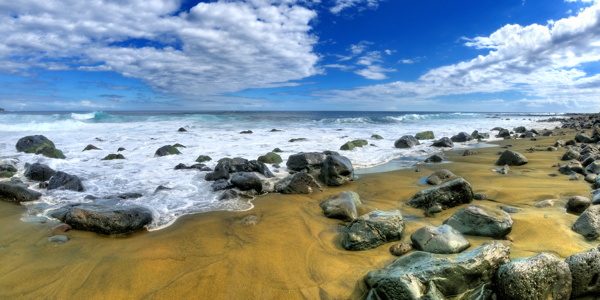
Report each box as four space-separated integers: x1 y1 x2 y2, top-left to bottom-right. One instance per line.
1 121 598 299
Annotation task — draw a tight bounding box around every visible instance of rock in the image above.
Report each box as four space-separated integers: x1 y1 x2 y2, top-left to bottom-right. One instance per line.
212 157 274 178
270 129 282 132
462 149 478 156
365 242 510 300
586 173 597 184
495 253 572 300
444 204 513 238
555 139 566 147
425 169 455 185
562 149 582 161
576 132 595 143
51 223 72 234
339 141 356 151
319 191 362 221
572 205 600 240
389 243 413 256
286 152 326 172
288 138 307 142
172 143 186 148
547 146 558 151
275 172 322 194
211 179 233 191
51 203 153 235
341 210 404 251
272 148 283 153
534 199 555 208
514 126 527 133
24 162 56 181
219 189 239 201
394 135 420 149
496 129 511 138
195 155 212 163
319 155 354 186
239 215 260 226
407 178 474 211
0 181 42 202
371 134 384 140
174 163 210 171
473 192 488 200
501 205 522 214
495 150 528 166
586 160 600 174
0 163 17 178
16 135 56 153
560 160 585 175
48 171 85 192
117 147 126 152
451 132 472 143
471 130 490 140
205 167 230 181
566 247 600 298
36 146 66 159
177 127 187 132
257 152 283 164
153 185 172 193
493 164 510 174
431 137 454 147
102 154 125 160
154 145 181 157
566 196 591 214
48 235 69 243
415 131 435 140
410 224 470 254
83 144 101 151
240 130 253 134
230 172 263 193
424 154 443 163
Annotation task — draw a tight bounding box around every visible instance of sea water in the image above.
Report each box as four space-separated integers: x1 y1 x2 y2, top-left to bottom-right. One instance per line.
0 111 562 230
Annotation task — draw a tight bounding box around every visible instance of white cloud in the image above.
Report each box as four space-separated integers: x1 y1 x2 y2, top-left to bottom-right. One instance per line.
330 0 382 14
0 0 320 98
354 65 396 80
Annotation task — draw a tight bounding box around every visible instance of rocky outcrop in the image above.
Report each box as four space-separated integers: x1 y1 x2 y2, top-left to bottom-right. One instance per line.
102 154 125 160
51 203 153 235
566 247 600 298
0 180 42 202
572 205 600 240
275 172 321 194
364 242 510 300
319 191 362 221
341 210 404 251
444 204 513 238
394 135 420 149
495 150 528 166
407 178 473 211
319 155 354 186
495 253 572 300
286 152 326 172
24 163 56 182
48 171 85 192
410 224 470 254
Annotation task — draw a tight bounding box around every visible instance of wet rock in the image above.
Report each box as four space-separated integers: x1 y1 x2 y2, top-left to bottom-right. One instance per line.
231 172 263 193
365 242 510 300
102 154 125 160
195 155 212 163
174 163 210 171
407 178 474 211
576 132 595 143
410 224 470 254
495 253 572 300
211 179 233 191
585 160 600 174
495 150 528 166
425 169 455 185
117 147 126 152
51 203 153 235
394 135 420 149
16 135 65 159
560 160 586 175
48 235 69 243
319 155 354 186
473 192 488 200
496 128 511 138
24 162 56 182
389 243 413 256
213 157 274 178
471 130 490 140
154 145 181 157
572 205 600 240
219 190 239 201
319 191 362 222
371 134 384 140
204 167 230 181
286 152 326 172
514 126 527 133
424 154 443 163
0 180 42 202
534 199 555 208
275 172 322 194
493 164 510 174
450 132 472 143
51 223 72 234
431 137 454 148
444 204 513 238
240 130 253 134
83 144 101 151
153 185 172 193
566 247 600 298
341 210 404 251
462 149 478 156
566 196 592 214
177 127 187 132
48 171 85 192
501 205 522 214
586 173 597 184
0 163 17 178
257 152 283 164
415 131 435 140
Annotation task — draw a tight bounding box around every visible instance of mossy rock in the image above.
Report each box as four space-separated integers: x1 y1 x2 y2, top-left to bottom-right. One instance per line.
83 144 101 151
196 155 212 163
0 171 15 178
155 145 181 157
117 147 126 152
371 134 384 140
351 139 368 147
340 142 356 151
102 154 125 160
272 148 283 153
258 152 283 164
289 138 307 143
173 143 186 148
415 131 435 140
35 146 66 159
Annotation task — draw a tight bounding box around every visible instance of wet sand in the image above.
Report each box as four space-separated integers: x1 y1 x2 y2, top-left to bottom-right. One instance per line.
1 129 598 299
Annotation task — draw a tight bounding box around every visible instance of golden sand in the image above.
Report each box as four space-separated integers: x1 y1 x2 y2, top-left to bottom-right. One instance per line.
0 129 598 299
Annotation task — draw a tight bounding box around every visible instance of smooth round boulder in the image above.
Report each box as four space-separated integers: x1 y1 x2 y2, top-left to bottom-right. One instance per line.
154 145 181 157
275 172 321 194
257 152 282 164
48 171 85 192
286 152 326 172
52 203 153 235
394 135 420 149
450 132 472 143
562 149 581 161
231 172 263 193
16 135 55 153
572 205 600 240
24 163 56 182
319 191 362 221
566 196 592 214
341 210 404 251
425 169 455 185
410 224 470 254
432 137 454 147
444 204 513 238
0 181 42 202
415 131 434 140
495 150 528 166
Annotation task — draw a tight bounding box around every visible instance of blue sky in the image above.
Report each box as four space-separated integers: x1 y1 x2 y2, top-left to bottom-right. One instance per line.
1 0 600 112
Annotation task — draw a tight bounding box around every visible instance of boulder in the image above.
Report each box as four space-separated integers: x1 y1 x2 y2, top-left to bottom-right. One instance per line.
566 196 592 214
213 157 274 178
82 144 101 151
585 160 600 174
204 167 230 181
0 180 42 202
339 141 356 151
51 203 152 235
231 172 263 193
514 126 527 133
286 152 326 172
424 154 443 163
471 130 490 140
394 135 420 149
257 152 283 164
24 163 56 182
560 160 585 175
431 137 454 148
102 154 125 160
371 134 384 140
450 132 472 143
495 150 528 166
195 155 212 163
572 205 600 240
35 146 66 159
407 178 474 210
495 253 572 300
319 155 354 186
425 169 455 185
177 127 187 132
154 145 181 157
410 224 470 254
389 243 413 256
365 242 510 300
576 132 595 143
211 179 233 191
444 204 513 238
566 247 600 298
341 210 404 251
415 131 435 140
275 172 321 194
496 129 511 138
319 191 362 221
48 171 85 192
0 163 17 178
16 135 55 153
174 163 210 171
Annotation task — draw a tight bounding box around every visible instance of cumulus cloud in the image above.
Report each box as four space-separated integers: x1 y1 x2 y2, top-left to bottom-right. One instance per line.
0 0 320 98
330 0 382 14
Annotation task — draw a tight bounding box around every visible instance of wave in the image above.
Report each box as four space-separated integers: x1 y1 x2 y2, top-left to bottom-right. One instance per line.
317 112 484 124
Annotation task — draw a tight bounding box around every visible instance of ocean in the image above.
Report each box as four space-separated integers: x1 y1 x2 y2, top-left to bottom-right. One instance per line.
0 111 562 230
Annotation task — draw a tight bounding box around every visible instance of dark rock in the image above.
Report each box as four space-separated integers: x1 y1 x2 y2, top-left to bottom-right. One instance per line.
415 131 435 140
16 135 56 153
219 189 239 201
389 243 413 256
0 163 16 178
153 185 172 193
572 205 600 240
177 127 187 132
154 145 181 157
195 155 212 163
425 169 455 185
272 148 283 153
554 140 566 147
205 167 230 181
514 126 527 133
496 129 511 138
576 132 595 143
473 192 488 200
35 145 66 159
24 163 56 181
566 196 592 214
48 171 85 192
450 132 472 143
562 149 581 161
444 204 513 238
102 154 125 160
286 152 326 172
288 138 307 142
322 150 340 156
431 137 454 147
424 154 443 163
117 147 126 152
39 182 48 189
231 172 262 193
559 160 585 175
339 141 356 151
371 134 384 140
462 149 478 156
471 130 490 140
566 247 600 298
240 130 253 134
0 181 42 202
365 242 510 300
410 224 470 254
394 135 420 149
495 253 572 300
211 179 233 191
275 172 322 194
341 210 404 251
319 155 354 186
501 205 522 214
52 203 153 235
257 152 283 164
319 191 362 221
586 160 600 174
212 157 274 178
407 178 474 211
172 143 186 148
83 144 101 151
495 150 528 166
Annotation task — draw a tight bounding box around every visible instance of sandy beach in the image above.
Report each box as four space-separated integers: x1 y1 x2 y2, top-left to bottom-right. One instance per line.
1 127 599 299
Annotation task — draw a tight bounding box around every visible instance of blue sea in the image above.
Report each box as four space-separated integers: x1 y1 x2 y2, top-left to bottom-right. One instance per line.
0 111 562 230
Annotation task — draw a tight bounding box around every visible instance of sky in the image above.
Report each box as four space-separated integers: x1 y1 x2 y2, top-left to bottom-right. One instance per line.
1 0 600 112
